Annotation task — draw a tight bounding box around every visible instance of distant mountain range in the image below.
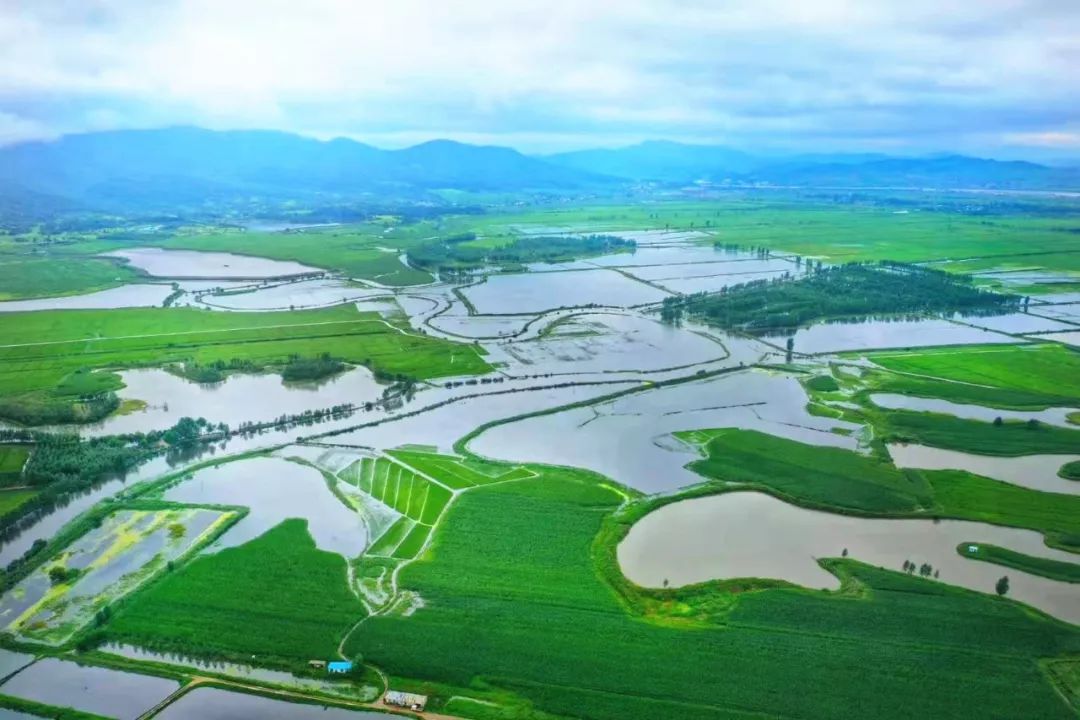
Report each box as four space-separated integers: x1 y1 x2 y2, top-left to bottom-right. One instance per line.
0 127 1076 216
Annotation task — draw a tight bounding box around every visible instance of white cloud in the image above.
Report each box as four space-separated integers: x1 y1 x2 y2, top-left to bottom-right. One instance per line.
0 0 1077 154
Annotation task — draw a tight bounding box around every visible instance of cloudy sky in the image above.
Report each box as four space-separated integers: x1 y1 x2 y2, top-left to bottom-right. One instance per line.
1 0 1078 158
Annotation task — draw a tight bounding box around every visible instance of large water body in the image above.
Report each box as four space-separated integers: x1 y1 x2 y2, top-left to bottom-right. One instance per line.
0 284 174 312
462 269 669 314
618 491 1080 624
195 278 392 311
785 318 1022 354
104 248 321 279
78 366 386 437
163 456 368 556
888 443 1080 495
0 658 179 720
470 371 861 493
956 312 1078 335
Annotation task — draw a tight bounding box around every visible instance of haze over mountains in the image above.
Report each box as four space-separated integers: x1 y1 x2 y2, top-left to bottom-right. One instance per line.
1 127 1077 215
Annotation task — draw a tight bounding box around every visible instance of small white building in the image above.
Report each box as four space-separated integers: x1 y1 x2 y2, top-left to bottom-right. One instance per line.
384 690 428 712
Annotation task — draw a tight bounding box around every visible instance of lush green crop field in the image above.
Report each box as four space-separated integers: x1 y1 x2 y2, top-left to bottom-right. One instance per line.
0 256 142 300
868 344 1080 408
1061 460 1080 480
347 467 1080 720
958 542 1080 583
0 445 28 475
882 410 1080 456
0 304 490 399
106 519 364 661
389 450 526 488
682 428 931 512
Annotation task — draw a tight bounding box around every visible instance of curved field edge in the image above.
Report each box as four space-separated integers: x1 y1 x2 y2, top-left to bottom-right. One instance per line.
342 464 1080 720
957 543 1080 584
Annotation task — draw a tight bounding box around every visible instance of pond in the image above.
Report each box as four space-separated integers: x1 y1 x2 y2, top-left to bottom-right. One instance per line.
869 393 1077 428
888 443 1080 494
485 313 727 376
462 269 669 314
955 312 1077 335
0 649 34 682
153 687 393 720
80 366 386 437
784 318 1022 355
0 658 179 720
104 248 321 279
195 278 390 311
470 371 861 494
1042 331 1080 348
163 456 367 557
618 490 1080 624
0 284 174 312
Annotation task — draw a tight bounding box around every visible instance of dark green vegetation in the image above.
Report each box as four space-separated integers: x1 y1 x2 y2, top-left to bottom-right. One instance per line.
869 344 1080 409
346 466 1080 720
0 304 489 425
0 489 36 517
408 233 635 274
958 543 1080 583
0 256 141 301
660 262 1018 332
105 519 363 662
0 444 28 481
281 354 346 382
1061 461 1080 481
684 429 1080 550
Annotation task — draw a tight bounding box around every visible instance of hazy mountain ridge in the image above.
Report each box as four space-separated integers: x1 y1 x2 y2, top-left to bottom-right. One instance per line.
1 128 1076 216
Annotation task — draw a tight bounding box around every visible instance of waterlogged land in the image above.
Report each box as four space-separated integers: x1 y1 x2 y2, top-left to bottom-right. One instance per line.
3 195 1080 720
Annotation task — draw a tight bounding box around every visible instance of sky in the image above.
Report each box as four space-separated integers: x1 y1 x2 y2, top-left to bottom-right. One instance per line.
1 0 1078 159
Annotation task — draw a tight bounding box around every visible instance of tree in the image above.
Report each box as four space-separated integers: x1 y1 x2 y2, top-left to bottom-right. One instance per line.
996 576 1010 596
993 416 1003 427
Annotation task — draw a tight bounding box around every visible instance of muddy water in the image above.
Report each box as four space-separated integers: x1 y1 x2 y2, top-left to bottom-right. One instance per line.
870 393 1078 428
888 443 1080 494
470 371 861 494
164 457 367 557
618 491 1080 624
105 248 320 278
463 269 668 314
79 367 385 437
154 687 391 720
0 284 174 312
0 658 178 720
785 318 1021 354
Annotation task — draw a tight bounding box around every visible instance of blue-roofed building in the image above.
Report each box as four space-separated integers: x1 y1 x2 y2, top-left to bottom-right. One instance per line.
327 661 353 674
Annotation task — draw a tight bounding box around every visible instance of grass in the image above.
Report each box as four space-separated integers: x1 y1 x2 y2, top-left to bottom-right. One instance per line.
0 444 29 475
958 543 1080 583
1060 460 1080 481
682 428 932 513
105 519 365 662
345 465 1080 720
0 303 490 400
0 488 36 516
881 410 1080 456
0 256 142 301
869 344 1080 408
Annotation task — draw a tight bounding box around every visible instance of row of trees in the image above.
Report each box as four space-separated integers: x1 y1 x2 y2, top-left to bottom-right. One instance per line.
409 234 636 273
660 261 1020 331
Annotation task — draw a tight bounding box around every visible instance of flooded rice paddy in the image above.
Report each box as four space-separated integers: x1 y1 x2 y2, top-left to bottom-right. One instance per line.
194 278 390 311
957 312 1078 335
462 269 669 314
104 247 321 279
888 443 1080 495
163 456 367 556
0 284 174 312
0 658 179 720
785 318 1021 354
0 509 229 644
618 490 1080 623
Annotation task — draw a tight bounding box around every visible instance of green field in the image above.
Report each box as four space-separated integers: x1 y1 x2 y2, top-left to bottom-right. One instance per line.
345 465 1080 720
0 256 142 300
106 519 364 661
1061 460 1080 480
958 542 1080 583
0 444 28 476
0 304 490 405
0 488 36 516
881 410 1080 456
685 429 1080 549
868 344 1080 408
